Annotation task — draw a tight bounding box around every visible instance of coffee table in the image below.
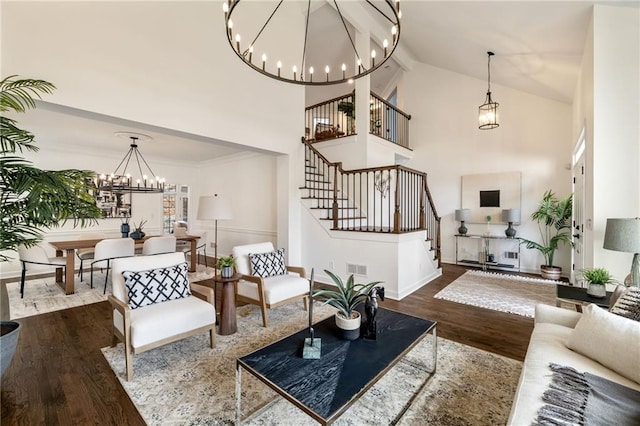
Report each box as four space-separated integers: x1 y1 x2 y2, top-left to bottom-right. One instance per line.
236 307 437 425
556 284 613 312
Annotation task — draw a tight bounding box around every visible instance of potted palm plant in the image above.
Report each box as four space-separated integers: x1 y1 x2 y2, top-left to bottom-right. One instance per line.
313 270 382 340
1 75 101 376
581 267 617 298
518 190 574 280
217 255 236 278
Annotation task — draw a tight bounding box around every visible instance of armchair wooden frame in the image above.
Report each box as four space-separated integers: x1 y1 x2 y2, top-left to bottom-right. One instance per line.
108 282 216 381
235 266 308 327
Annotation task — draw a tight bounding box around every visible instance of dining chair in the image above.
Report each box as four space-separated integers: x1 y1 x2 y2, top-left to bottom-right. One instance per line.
90 238 135 294
75 233 104 281
17 244 67 298
142 235 177 256
174 222 208 267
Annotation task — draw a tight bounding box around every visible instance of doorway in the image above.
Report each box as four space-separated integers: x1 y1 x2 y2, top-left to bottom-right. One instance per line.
571 126 586 285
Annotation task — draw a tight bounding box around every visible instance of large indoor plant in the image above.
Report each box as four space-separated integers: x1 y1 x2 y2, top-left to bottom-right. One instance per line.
518 190 574 280
313 270 382 340
1 75 101 374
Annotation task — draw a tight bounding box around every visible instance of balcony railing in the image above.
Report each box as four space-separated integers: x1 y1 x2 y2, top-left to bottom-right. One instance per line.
305 92 411 148
302 139 440 265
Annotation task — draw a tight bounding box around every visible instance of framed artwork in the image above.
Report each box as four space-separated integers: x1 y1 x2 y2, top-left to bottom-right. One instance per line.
89 175 132 219
461 172 521 224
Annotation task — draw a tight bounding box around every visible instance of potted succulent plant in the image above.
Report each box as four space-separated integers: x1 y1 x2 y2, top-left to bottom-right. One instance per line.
581 267 617 298
217 255 236 278
518 190 574 280
313 270 382 340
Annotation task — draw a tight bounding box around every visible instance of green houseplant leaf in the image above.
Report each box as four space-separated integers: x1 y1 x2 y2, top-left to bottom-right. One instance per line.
0 75 102 261
518 190 574 267
313 269 382 318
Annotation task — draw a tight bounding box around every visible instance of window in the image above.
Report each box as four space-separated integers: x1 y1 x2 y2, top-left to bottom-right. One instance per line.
163 185 189 233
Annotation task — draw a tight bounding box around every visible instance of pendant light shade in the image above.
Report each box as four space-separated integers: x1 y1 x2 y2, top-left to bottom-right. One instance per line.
479 51 499 130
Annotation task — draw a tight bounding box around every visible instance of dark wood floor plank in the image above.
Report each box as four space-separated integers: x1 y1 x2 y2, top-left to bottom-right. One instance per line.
1 264 534 424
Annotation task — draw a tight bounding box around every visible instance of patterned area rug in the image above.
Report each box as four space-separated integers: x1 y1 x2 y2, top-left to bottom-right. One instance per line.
434 270 558 318
101 302 522 425
6 265 216 319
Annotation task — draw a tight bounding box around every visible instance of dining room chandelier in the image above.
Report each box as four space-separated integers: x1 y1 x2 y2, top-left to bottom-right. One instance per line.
97 132 165 194
478 51 499 130
223 0 401 86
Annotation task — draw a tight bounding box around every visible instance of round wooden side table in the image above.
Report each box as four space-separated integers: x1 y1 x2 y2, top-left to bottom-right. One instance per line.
214 273 242 335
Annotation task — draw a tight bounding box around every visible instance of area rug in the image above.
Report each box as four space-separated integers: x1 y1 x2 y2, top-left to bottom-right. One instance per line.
5 265 216 320
101 302 522 425
434 270 557 318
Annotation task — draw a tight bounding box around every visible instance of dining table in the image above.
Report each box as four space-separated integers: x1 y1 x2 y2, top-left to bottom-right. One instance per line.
48 234 201 295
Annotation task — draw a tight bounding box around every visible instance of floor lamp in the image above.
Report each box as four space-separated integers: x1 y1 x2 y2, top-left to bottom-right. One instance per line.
197 194 233 270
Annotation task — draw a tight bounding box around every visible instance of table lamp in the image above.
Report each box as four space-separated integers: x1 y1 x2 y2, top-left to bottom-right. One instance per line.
603 217 640 287
455 209 470 235
197 194 233 270
502 209 521 238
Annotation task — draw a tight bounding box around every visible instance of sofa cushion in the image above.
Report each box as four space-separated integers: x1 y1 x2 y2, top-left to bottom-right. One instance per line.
113 296 215 349
237 274 308 305
507 321 640 425
567 304 640 384
123 262 191 309
249 248 286 278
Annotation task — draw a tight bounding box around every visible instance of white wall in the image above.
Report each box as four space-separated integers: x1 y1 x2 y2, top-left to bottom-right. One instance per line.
1 1 304 155
401 62 573 274
194 153 279 260
589 5 640 280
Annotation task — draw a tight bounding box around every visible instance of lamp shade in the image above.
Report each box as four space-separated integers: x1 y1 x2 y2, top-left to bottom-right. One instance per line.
197 195 233 221
454 209 471 221
502 209 521 223
603 218 640 253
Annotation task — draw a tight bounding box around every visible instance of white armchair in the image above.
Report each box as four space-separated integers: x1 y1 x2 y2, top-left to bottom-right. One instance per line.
232 242 308 327
108 252 216 380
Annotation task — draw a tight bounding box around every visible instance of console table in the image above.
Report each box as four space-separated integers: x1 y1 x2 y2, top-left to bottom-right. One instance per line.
455 234 521 272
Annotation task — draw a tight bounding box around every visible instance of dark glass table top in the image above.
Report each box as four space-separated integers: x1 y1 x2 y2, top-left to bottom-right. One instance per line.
556 284 612 308
237 307 436 424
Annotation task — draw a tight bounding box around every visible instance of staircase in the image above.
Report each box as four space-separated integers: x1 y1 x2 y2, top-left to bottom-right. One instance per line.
300 138 441 267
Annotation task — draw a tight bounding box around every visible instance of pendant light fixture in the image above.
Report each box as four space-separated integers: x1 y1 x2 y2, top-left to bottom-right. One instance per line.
478 51 499 130
223 0 401 86
97 132 165 194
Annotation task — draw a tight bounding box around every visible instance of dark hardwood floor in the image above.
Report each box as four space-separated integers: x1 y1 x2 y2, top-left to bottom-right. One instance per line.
1 263 534 425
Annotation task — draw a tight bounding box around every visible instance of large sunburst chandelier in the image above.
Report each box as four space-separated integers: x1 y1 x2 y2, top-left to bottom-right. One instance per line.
97 132 165 194
223 0 401 86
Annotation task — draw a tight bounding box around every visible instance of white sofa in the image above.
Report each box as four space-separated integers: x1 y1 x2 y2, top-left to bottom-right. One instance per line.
508 303 640 424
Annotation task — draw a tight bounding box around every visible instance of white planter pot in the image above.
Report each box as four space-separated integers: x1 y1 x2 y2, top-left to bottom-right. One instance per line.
586 282 606 298
221 266 234 278
335 311 361 340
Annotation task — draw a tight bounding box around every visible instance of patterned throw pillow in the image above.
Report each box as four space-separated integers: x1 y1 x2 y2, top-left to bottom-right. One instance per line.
610 287 640 322
123 262 191 309
249 248 286 278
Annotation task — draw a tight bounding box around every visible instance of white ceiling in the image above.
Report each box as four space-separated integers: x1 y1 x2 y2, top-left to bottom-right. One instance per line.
14 1 638 163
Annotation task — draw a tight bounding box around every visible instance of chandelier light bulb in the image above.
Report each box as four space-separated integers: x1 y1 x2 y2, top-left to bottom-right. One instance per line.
277 60 282 77
261 53 267 70
235 34 241 52
341 63 346 79
293 65 298 80
371 49 377 67
383 39 389 57
309 66 314 82
223 2 229 13
227 19 233 39
248 45 253 62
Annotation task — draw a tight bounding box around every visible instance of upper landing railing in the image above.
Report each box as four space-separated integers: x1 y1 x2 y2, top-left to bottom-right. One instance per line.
305 91 411 149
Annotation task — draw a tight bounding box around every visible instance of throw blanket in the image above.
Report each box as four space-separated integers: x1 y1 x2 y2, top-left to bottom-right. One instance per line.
534 364 640 426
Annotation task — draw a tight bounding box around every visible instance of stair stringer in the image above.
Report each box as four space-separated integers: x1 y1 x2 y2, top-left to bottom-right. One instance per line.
300 200 441 300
